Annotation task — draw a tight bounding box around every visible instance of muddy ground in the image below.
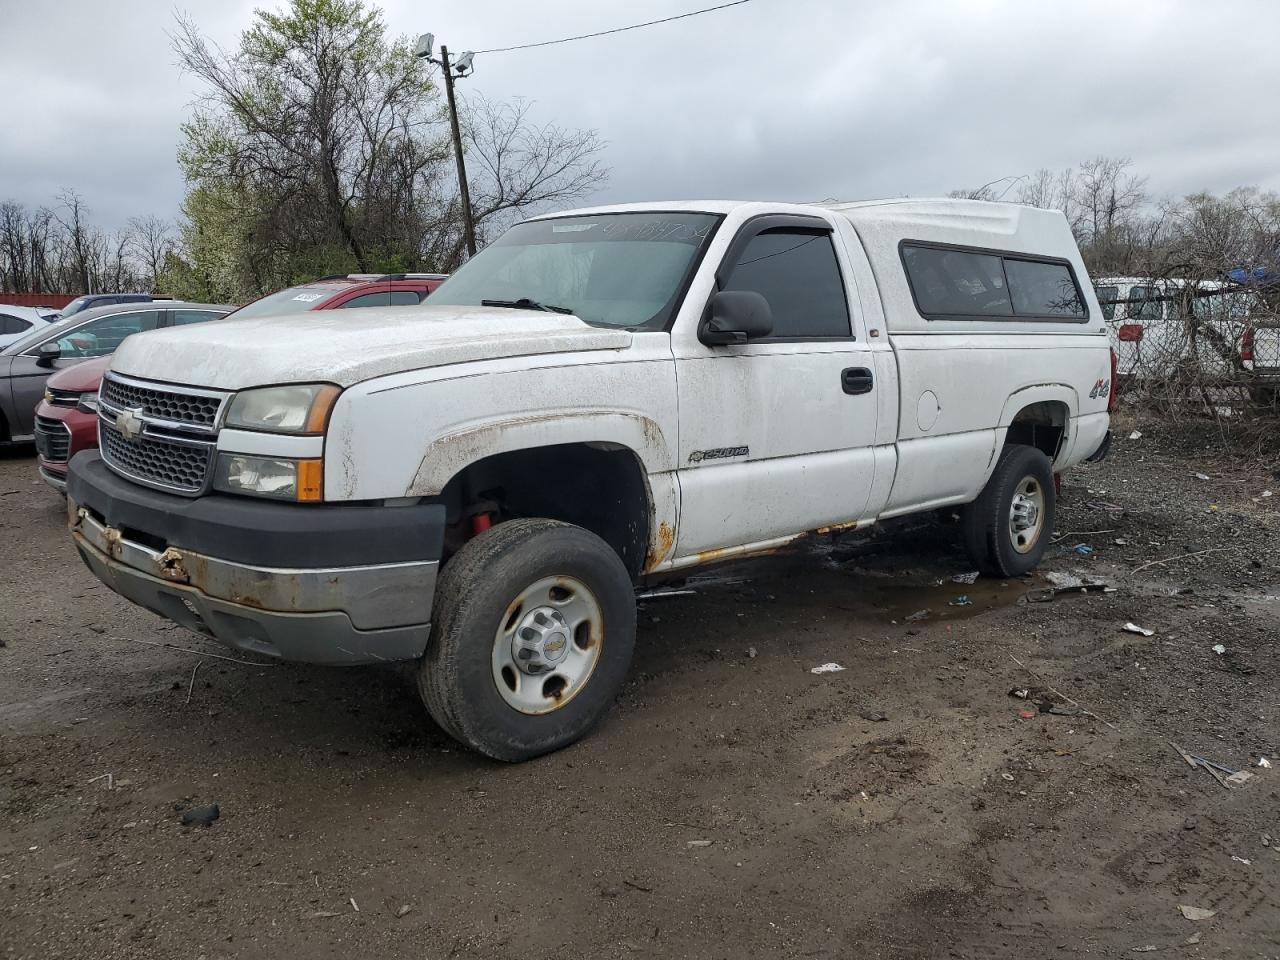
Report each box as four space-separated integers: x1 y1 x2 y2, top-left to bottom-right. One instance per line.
1 424 1278 959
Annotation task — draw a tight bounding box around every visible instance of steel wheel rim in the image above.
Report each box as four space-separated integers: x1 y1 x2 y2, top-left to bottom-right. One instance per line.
1008 476 1046 555
491 575 603 715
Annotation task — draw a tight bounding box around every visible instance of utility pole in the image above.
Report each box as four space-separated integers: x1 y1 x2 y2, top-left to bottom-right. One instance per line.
416 35 478 259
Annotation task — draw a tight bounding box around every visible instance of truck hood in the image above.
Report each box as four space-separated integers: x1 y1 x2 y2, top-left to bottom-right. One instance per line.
108 305 633 390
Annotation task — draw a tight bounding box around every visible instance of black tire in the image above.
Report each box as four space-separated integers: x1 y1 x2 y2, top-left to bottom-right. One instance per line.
417 518 637 762
960 444 1055 578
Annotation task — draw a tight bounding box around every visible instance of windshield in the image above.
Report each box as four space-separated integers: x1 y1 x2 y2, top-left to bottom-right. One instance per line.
59 296 91 318
226 285 338 320
428 212 721 328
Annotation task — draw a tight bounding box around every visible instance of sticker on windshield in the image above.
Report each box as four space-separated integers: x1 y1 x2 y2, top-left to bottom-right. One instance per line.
292 292 325 302
551 223 597 233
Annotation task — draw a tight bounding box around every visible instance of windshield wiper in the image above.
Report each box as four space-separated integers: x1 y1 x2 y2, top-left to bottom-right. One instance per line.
481 297 573 315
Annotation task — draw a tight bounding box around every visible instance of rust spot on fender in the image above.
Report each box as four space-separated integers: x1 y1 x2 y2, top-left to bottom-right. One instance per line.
644 520 675 572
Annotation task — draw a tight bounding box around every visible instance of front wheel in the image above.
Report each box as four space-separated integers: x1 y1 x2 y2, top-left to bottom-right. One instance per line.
418 518 637 762
961 444 1056 578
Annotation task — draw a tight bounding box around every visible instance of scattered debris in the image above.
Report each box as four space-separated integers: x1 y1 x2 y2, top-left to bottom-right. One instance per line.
1026 580 1116 603
1000 773 1014 782
1178 905 1216 922
184 661 202 706
395 904 413 918
1170 743 1256 789
1185 933 1201 946
1225 770 1254 789
810 662 846 674
949 595 972 607
1193 472 1211 482
635 587 697 600
1123 623 1155 637
1072 544 1095 556
1130 946 1158 954
1131 546 1233 575
858 710 888 722
905 608 931 622
686 839 713 848
747 646 758 659
1231 855 1252 865
1212 644 1226 655
952 571 980 585
180 804 220 828
1258 757 1272 769
307 911 341 919
1008 686 1079 716
88 773 113 791
349 897 359 912
1128 430 1142 440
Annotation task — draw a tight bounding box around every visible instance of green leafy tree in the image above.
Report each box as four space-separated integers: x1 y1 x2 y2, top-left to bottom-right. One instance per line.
170 0 607 303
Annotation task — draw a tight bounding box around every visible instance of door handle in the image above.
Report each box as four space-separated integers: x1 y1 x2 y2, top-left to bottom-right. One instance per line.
841 367 874 395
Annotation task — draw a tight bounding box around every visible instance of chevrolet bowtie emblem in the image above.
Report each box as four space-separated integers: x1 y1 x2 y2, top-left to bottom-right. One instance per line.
116 408 145 442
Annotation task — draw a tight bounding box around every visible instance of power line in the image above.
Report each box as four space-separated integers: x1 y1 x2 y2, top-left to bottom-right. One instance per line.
475 0 757 54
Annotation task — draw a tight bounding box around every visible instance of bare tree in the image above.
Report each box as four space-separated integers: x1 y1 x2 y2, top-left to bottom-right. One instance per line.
127 215 175 291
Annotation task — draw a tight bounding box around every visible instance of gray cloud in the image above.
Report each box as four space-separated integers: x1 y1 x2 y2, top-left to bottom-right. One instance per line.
3 0 1277 231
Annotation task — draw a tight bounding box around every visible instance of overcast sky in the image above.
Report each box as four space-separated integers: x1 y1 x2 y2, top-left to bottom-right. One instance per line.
3 0 1278 231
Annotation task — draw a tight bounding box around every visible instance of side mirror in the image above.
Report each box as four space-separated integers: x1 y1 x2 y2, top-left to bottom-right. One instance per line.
700 290 773 346
35 341 61 367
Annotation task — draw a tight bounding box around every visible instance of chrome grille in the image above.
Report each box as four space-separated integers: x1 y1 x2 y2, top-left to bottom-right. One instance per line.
45 388 81 408
100 421 214 494
34 416 71 463
101 374 224 429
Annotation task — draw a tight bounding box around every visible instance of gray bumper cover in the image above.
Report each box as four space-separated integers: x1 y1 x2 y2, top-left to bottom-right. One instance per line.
71 505 436 664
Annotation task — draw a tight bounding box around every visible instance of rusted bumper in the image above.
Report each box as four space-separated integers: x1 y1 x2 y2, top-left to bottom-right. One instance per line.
71 505 436 664
66 452 443 666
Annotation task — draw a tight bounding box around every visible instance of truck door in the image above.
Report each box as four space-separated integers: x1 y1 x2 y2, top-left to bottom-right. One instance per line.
672 214 879 556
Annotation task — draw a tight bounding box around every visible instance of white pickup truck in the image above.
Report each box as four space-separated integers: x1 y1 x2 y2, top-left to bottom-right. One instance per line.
67 199 1112 760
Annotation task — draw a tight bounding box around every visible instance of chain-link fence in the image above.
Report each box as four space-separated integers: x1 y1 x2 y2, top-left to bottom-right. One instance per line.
1097 279 1280 424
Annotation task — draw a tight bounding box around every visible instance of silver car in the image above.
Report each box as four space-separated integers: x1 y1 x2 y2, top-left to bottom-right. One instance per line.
0 301 231 443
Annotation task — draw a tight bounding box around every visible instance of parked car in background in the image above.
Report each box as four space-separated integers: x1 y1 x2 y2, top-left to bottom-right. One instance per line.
1095 276 1257 383
0 305 55 348
33 356 110 491
57 293 171 319
1 301 230 447
227 273 446 319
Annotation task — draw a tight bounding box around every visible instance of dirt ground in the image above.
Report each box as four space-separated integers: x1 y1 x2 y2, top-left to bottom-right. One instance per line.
2 424 1278 959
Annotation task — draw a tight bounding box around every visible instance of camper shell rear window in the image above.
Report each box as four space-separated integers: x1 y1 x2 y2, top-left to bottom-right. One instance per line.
900 241 1089 322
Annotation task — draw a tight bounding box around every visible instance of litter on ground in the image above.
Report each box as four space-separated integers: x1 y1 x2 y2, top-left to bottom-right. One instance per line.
810 662 846 674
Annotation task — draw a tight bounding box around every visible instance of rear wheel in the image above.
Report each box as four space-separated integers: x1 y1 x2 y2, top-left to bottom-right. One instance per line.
418 518 636 761
961 444 1055 578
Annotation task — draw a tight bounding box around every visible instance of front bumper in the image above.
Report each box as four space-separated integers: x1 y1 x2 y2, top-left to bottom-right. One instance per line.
68 452 445 665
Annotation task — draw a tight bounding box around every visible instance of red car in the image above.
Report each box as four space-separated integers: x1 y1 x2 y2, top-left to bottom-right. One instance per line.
35 273 447 491
221 272 447 320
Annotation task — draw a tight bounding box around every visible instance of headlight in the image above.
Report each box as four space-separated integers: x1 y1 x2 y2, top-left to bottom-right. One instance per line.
77 392 99 414
43 388 53 404
224 383 340 435
213 454 323 502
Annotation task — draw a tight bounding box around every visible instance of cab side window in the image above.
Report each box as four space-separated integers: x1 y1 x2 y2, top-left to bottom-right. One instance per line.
389 290 425 306
720 229 851 338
